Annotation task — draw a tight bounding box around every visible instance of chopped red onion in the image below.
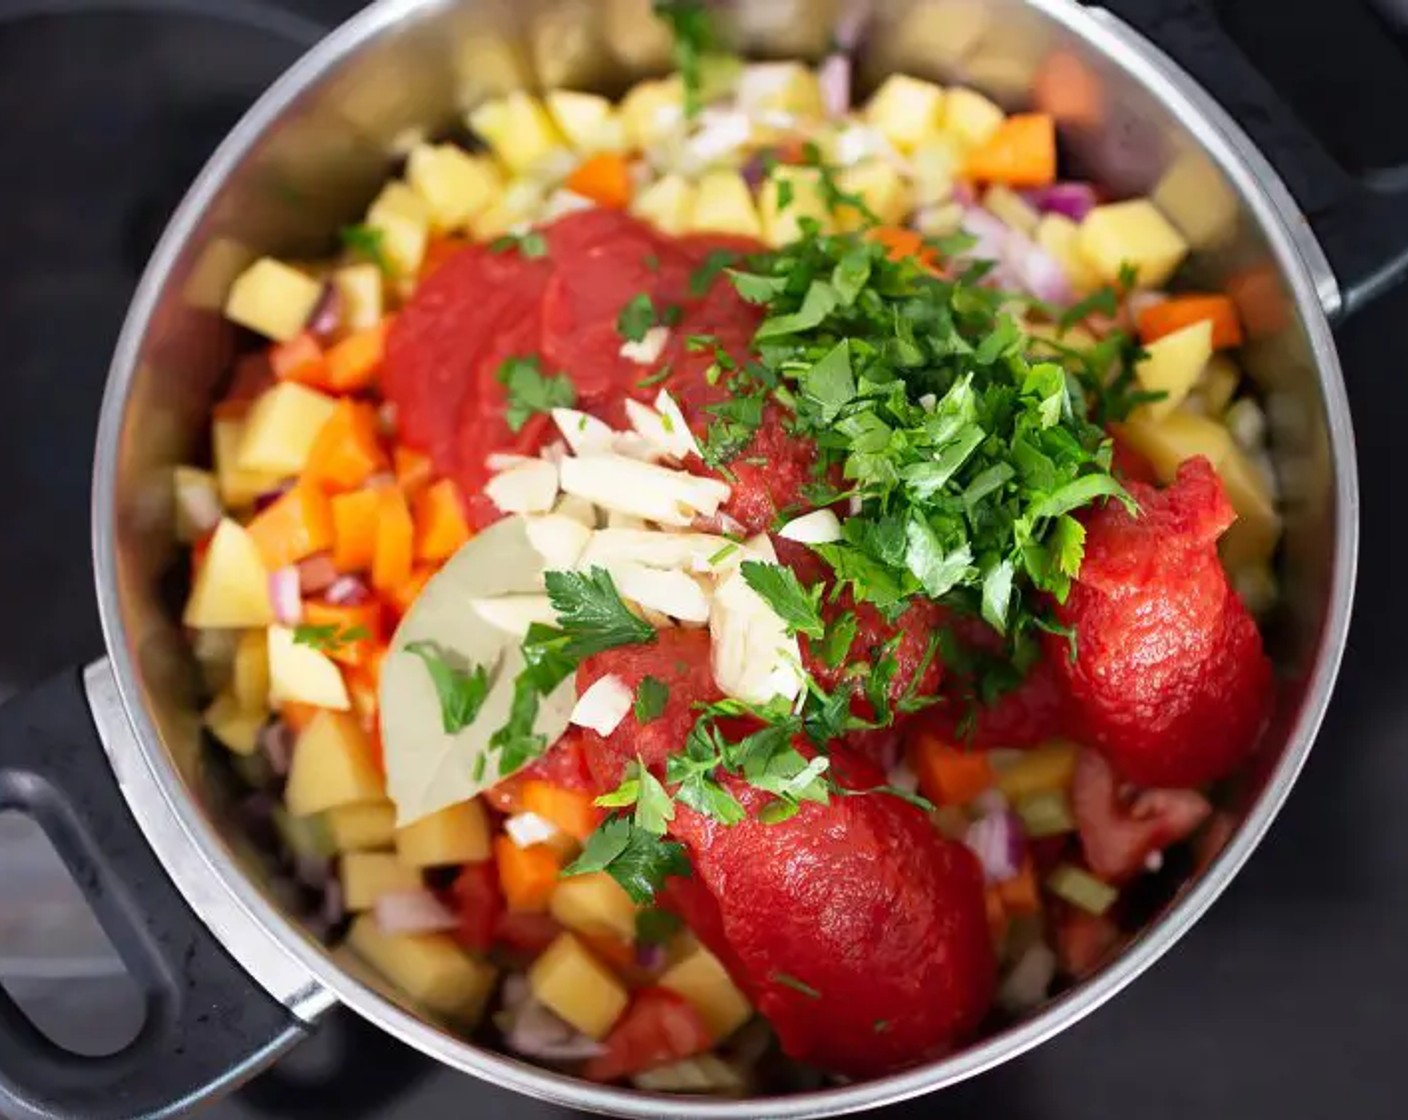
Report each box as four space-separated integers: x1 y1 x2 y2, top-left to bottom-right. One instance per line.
1127 289 1166 319
506 998 606 1062
740 151 770 190
377 400 398 437
374 889 459 936
294 851 333 891
886 757 919 796
501 973 532 1012
1005 233 1075 306
635 940 668 972
253 480 294 512
298 552 339 595
269 567 303 626
305 281 343 339
1023 182 1099 223
998 941 1058 1013
325 574 370 606
259 720 294 777
817 53 851 119
833 0 873 50
958 206 1009 264
951 180 978 208
964 808 1025 883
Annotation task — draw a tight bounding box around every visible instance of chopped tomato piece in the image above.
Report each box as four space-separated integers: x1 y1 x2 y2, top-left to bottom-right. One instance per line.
495 909 561 958
449 861 502 954
582 988 712 1083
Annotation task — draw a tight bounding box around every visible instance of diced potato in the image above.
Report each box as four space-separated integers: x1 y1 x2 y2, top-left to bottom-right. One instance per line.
285 710 383 816
173 466 221 543
366 182 431 277
688 170 763 239
546 90 627 153
631 173 696 236
909 135 963 207
1077 199 1189 288
994 741 1079 801
942 86 1005 150
549 872 637 941
632 1054 746 1094
396 800 491 866
203 691 263 756
326 801 398 852
468 91 567 173
619 77 685 151
224 257 323 342
1231 563 1278 616
340 852 423 910
758 166 834 248
470 180 547 242
984 184 1040 236
332 264 383 333
528 932 629 1039
1135 319 1213 420
1117 408 1232 486
736 61 825 121
183 519 274 628
347 914 498 1023
1035 214 1102 295
834 161 913 231
272 805 335 862
1193 354 1240 416
372 181 433 224
232 628 270 711
1216 443 1281 567
236 382 338 476
865 74 946 151
268 625 351 710
212 418 283 509
658 944 752 1041
406 143 503 232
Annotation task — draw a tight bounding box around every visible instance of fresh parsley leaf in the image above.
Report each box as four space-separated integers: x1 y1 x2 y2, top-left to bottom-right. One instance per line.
564 817 690 904
488 229 548 258
981 557 1017 633
728 270 788 304
544 567 658 658
673 770 747 824
771 971 821 999
819 610 858 668
634 766 676 835
616 293 657 343
293 623 370 652
904 518 974 599
634 676 669 723
739 560 826 639
652 0 732 118
636 363 674 389
489 670 548 775
496 356 575 432
1058 284 1119 332
404 640 491 734
689 249 737 296
1051 516 1086 578
1029 473 1133 522
756 280 837 339
801 340 855 422
635 907 683 946
340 224 393 275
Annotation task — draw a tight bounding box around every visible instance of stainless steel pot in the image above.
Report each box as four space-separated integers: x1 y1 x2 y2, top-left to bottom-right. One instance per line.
0 0 1384 1116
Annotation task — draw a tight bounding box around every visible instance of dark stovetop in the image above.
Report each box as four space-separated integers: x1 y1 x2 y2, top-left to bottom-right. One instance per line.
1 2 1405 1118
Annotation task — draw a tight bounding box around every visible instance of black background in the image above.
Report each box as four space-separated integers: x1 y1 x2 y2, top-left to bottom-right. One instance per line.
0 1 1403 1117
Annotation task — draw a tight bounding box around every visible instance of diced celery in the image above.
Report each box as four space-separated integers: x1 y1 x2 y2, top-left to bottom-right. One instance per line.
1046 864 1118 916
1016 790 1075 838
995 741 1079 801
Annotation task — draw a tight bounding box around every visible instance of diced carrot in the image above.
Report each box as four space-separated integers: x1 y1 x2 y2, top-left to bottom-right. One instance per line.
371 486 414 594
386 564 434 616
521 781 603 842
565 153 633 210
245 481 333 571
269 333 330 389
394 446 434 495
412 479 471 563
324 320 388 392
330 488 380 572
280 701 322 733
421 235 471 280
997 859 1042 916
304 399 388 492
494 836 561 912
302 600 383 667
866 226 939 272
966 113 1057 187
1136 294 1243 350
985 887 1009 944
911 735 995 806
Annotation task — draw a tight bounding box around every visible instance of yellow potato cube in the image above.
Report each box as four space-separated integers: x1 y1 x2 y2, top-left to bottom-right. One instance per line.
1135 319 1214 420
546 90 627 153
396 800 491 866
994 741 1079 801
1077 199 1189 288
942 86 1005 151
834 161 913 231
468 91 567 174
736 62 825 120
619 77 685 151
224 257 323 342
183 519 273 629
347 914 497 1023
326 801 398 852
340 852 423 911
212 418 283 509
285 710 383 817
1117 408 1232 486
549 872 637 941
332 264 383 333
267 625 351 711
1035 214 1102 295
366 183 430 277
1192 353 1241 416
528 933 629 1039
758 166 834 247
173 466 221 544
688 170 763 239
631 173 696 237
202 691 263 756
659 944 752 1041
984 184 1041 236
371 181 433 224
909 135 963 207
1216 444 1281 565
864 74 946 151
232 628 270 712
236 382 338 476
406 143 502 232
470 180 547 242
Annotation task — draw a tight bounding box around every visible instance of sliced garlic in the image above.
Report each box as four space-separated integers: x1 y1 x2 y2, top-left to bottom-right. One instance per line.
709 565 804 704
778 509 843 545
470 595 559 637
569 673 634 736
552 408 616 455
619 325 670 365
558 452 729 527
523 513 593 571
485 458 559 513
609 561 711 622
504 811 561 849
579 528 742 574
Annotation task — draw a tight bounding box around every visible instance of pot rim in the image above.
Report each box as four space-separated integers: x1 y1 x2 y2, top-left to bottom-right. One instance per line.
91 0 1360 1115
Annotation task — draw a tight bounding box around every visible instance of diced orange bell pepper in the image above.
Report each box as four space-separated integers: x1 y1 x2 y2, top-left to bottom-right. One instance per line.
494 836 561 912
370 486 414 594
911 735 995 807
997 859 1042 916
1136 294 1243 350
565 153 633 210
386 564 434 616
280 701 322 733
324 320 388 393
421 236 471 280
521 780 602 842
345 652 385 732
394 446 434 495
269 332 330 389
304 399 388 492
866 226 940 272
412 478 471 562
985 887 1009 944
302 600 382 667
245 481 333 571
330 488 380 573
966 113 1057 187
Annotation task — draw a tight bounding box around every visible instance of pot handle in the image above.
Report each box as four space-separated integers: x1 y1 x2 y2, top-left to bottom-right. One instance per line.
0 668 309 1119
1094 0 1408 318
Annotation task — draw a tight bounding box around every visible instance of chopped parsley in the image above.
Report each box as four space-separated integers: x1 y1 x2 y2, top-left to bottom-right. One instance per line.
617 292 659 343
562 816 691 904
636 363 675 390
771 971 821 999
340 224 393 275
293 623 370 652
739 561 826 639
544 567 658 659
489 229 547 258
634 676 670 723
403 641 490 734
635 907 683 946
652 0 737 118
496 356 576 432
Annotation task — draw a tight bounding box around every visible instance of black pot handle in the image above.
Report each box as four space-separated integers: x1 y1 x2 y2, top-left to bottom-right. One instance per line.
0 669 308 1120
1094 0 1408 317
